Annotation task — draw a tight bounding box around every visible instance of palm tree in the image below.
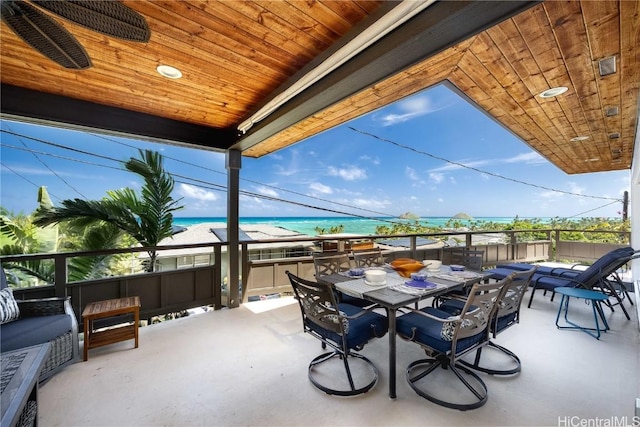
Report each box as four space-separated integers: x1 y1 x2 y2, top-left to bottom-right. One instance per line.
1 208 55 286
34 150 184 271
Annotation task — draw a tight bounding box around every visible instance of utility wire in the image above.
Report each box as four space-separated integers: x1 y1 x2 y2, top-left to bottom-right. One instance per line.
1 144 123 172
2 132 407 226
3 127 621 222
89 132 397 218
567 200 620 218
349 127 621 202
6 125 87 199
0 161 63 202
4 129 402 220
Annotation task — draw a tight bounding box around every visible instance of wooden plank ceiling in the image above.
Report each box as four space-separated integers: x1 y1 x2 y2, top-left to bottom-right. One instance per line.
1 0 638 175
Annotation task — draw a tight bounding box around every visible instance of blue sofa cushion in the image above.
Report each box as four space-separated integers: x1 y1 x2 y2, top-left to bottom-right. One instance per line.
1 314 72 352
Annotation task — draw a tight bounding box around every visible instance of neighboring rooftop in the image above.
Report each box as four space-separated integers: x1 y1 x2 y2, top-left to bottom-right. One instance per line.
155 223 314 258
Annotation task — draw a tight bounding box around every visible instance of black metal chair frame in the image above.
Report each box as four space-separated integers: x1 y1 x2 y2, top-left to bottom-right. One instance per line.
352 248 385 268
447 248 485 271
312 251 352 276
312 251 373 308
454 268 536 376
398 276 511 410
286 271 385 396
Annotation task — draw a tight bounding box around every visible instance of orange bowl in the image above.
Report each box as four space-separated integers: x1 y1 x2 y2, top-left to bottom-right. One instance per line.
390 259 425 277
390 258 418 268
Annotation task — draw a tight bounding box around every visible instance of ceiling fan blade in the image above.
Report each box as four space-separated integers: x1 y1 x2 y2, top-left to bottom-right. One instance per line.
31 0 150 42
1 0 91 69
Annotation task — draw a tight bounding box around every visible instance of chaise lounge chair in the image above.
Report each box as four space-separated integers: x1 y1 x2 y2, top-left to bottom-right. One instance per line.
487 246 636 318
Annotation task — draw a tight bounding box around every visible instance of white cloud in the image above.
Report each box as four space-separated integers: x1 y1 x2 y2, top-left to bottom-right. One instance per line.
567 182 585 195
179 183 217 201
406 166 425 187
376 95 445 126
327 166 367 181
309 182 333 195
256 186 279 198
538 190 562 199
360 155 380 165
429 172 444 184
429 159 490 173
505 151 547 164
429 151 544 175
351 198 392 209
1 164 100 180
274 149 301 176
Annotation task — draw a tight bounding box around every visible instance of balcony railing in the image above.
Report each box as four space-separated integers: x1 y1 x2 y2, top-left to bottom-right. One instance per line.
1 228 631 327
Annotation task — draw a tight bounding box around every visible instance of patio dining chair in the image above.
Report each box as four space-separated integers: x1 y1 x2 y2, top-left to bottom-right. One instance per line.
312 252 371 307
448 248 485 271
438 267 537 375
286 272 388 396
352 247 385 268
396 275 511 410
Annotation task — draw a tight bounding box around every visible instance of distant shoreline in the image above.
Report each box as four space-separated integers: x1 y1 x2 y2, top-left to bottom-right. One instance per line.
172 216 554 237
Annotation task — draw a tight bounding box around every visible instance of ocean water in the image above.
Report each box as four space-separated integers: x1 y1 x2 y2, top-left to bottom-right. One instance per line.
173 216 528 237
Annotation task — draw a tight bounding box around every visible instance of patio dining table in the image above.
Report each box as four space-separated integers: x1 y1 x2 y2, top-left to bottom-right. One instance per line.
318 265 491 399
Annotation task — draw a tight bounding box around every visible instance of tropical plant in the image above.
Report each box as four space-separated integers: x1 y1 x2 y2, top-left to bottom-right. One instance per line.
314 224 345 235
34 150 184 271
1 210 55 286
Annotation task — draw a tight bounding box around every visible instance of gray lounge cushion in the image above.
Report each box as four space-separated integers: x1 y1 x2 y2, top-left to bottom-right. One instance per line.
1 314 73 352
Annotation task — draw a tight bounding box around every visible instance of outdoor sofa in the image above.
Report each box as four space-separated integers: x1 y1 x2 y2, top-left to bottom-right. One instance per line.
1 268 79 382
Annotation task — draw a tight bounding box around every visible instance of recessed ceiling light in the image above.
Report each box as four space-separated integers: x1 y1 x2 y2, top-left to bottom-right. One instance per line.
538 87 568 98
156 65 182 79
586 158 600 162
570 136 589 142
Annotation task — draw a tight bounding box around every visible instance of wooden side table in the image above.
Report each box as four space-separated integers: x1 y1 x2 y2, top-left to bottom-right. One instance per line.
82 296 140 361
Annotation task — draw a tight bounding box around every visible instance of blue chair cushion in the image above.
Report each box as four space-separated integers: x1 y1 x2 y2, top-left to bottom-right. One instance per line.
496 312 517 332
0 314 72 352
499 247 635 282
339 293 372 308
533 275 577 291
396 307 485 354
305 303 388 349
497 263 555 275
438 299 467 315
439 299 518 334
487 267 520 280
571 246 634 283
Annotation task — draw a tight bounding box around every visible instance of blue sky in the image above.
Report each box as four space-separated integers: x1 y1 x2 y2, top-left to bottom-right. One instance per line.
0 84 630 220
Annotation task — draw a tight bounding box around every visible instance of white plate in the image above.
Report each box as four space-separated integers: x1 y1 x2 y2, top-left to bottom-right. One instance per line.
364 279 386 286
427 268 441 272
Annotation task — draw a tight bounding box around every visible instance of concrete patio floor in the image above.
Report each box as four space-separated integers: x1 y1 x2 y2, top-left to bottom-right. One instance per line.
39 290 639 426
